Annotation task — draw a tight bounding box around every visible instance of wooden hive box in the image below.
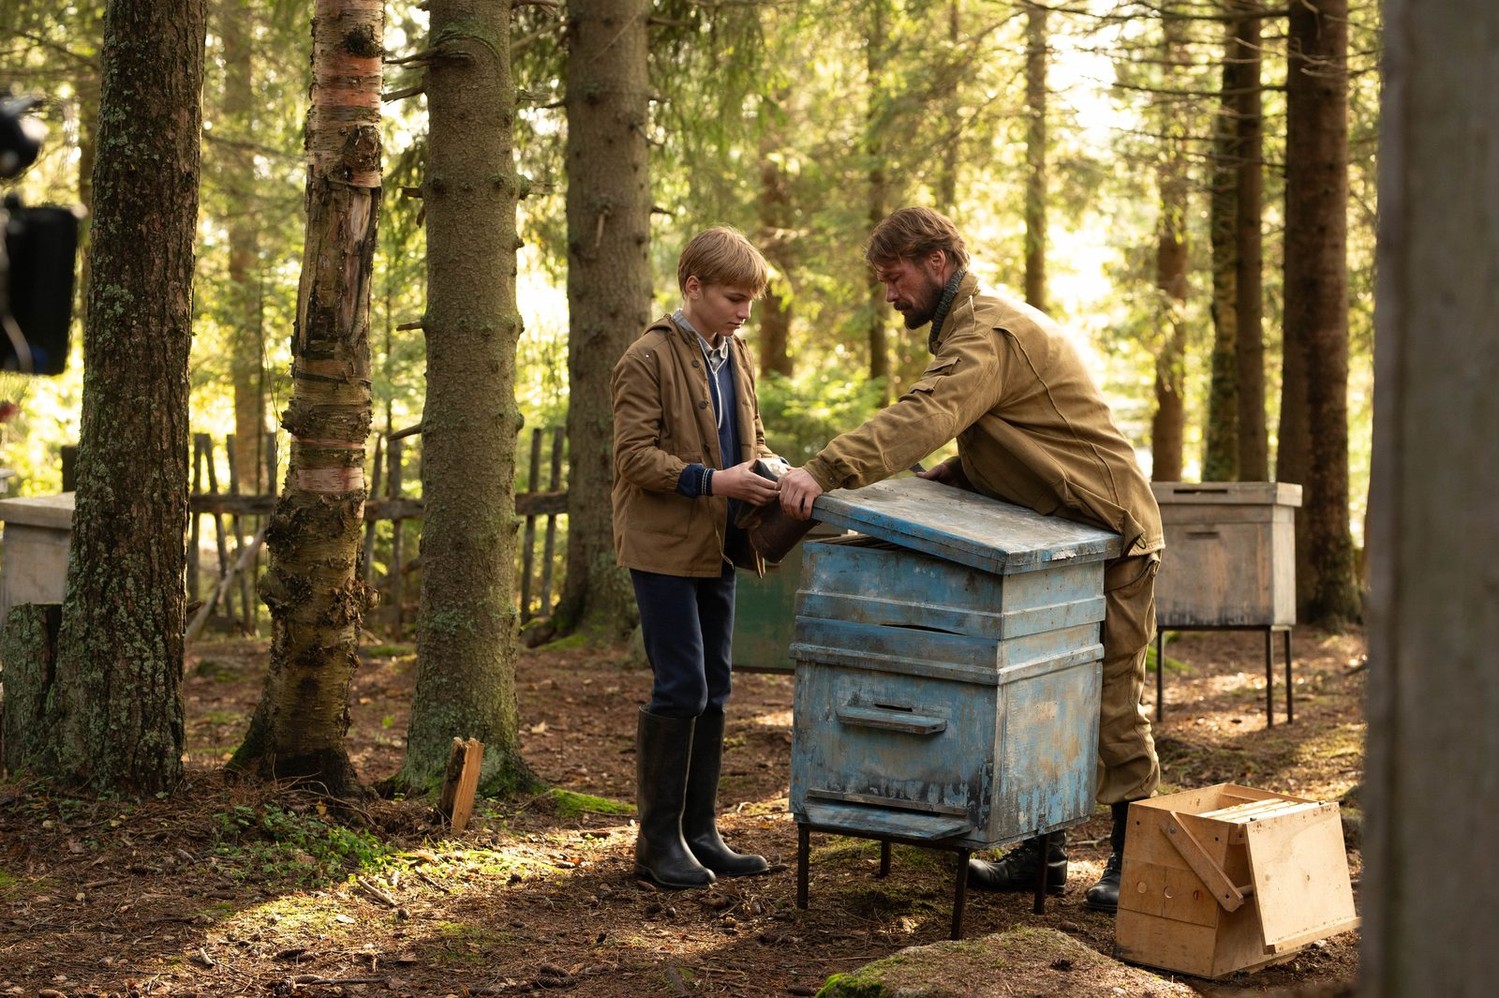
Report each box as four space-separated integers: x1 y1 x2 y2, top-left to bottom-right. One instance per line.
0 492 76 630
1151 482 1302 627
788 477 1121 849
1114 783 1359 979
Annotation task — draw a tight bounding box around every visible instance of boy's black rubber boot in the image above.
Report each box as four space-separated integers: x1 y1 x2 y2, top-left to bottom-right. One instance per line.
682 710 769 878
634 708 715 889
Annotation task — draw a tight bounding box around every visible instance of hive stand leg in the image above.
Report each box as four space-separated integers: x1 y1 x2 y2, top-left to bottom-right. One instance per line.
1284 627 1294 723
1155 629 1166 722
1032 831 1052 915
1264 628 1275 727
796 824 810 909
951 848 970 940
878 840 891 878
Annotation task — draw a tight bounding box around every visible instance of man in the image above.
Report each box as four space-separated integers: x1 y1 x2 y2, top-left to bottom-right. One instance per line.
778 206 1163 911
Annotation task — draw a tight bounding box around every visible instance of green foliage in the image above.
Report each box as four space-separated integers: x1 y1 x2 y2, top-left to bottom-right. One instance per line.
209 802 395 886
757 368 887 465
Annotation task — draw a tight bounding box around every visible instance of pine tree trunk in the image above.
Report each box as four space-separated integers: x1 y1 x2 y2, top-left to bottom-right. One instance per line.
1022 0 1048 312
220 0 267 492
1149 8 1190 483
1365 1 1499 986
555 0 649 642
1232 0 1268 481
757 90 794 379
231 0 381 796
1204 31 1239 483
1281 0 1359 625
397 0 536 795
45 0 206 793
865 0 891 400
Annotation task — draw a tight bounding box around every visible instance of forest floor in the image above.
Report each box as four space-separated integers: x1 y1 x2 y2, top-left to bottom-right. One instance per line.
0 625 1368 998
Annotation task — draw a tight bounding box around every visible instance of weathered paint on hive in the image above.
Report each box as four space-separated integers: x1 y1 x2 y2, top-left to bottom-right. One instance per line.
789 482 1116 850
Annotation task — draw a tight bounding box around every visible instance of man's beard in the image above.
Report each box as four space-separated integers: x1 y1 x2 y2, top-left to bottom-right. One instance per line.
901 275 945 329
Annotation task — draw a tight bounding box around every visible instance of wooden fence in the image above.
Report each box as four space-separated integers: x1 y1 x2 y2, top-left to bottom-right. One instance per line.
172 428 567 641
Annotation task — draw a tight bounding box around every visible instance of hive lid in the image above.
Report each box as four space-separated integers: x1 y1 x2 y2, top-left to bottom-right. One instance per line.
1151 481 1303 507
0 492 76 529
810 477 1120 576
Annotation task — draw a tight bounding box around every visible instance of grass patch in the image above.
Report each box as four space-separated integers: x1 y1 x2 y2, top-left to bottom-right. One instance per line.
208 802 397 887
546 788 632 819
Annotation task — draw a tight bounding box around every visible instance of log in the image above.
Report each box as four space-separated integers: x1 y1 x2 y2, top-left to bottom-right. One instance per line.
437 737 484 832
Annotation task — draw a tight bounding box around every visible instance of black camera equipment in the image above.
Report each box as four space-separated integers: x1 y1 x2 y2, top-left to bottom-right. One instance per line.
2 95 80 377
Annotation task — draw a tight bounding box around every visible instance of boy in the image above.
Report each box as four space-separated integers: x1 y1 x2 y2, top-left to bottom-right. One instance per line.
611 226 782 888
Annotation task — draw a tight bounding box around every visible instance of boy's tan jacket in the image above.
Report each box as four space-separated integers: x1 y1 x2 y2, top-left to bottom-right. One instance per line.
803 272 1164 558
612 316 775 577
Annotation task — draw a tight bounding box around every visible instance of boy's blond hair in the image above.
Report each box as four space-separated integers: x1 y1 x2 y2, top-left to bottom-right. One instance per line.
677 226 769 296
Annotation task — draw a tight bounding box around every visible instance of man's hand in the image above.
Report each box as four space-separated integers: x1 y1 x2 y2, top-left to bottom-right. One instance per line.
917 457 972 491
779 468 824 521
713 460 781 505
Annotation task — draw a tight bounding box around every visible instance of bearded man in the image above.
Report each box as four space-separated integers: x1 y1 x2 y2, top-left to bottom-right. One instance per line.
777 206 1164 912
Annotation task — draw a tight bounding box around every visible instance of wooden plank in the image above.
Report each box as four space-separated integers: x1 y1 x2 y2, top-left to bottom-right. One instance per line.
520 428 542 620
361 433 384 584
438 737 485 832
812 477 1120 576
1165 812 1247 911
1243 803 1358 949
185 524 268 643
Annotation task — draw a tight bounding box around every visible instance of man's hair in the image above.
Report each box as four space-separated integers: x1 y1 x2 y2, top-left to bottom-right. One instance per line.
677 226 769 295
864 206 970 269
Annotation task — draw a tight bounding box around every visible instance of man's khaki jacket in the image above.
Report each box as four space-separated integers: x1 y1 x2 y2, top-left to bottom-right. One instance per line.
611 316 775 577
803 272 1164 558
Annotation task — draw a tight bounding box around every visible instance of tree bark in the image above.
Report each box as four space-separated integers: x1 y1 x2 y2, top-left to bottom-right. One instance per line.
756 89 794 379
397 0 537 795
1364 1 1499 990
1149 7 1190 483
231 0 382 797
44 0 206 793
554 0 650 643
1231 0 1267 481
865 0 891 401
1199 0 1247 479
1203 28 1239 484
1279 0 1359 625
219 0 268 492
1022 0 1048 313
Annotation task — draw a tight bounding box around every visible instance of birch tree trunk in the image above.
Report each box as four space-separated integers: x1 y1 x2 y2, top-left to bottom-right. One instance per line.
44 0 207 793
397 0 536 794
231 0 381 797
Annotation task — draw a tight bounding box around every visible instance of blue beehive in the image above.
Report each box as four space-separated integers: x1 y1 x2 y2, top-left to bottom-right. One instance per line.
789 476 1121 852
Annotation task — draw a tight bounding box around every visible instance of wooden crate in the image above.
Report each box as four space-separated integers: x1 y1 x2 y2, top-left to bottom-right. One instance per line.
1115 783 1359 979
1151 482 1301 627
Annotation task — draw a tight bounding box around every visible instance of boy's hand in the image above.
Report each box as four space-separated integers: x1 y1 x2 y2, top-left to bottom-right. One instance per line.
778 468 823 521
714 460 781 505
